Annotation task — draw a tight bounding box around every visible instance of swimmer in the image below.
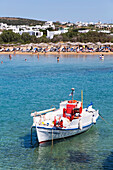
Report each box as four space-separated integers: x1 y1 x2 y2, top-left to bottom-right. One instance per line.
9 54 12 59
57 56 59 62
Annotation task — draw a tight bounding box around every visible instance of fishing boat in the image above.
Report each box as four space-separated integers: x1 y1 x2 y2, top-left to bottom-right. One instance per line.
31 88 99 144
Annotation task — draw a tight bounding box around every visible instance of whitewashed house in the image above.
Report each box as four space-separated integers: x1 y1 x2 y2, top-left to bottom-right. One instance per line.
78 29 89 33
75 21 82 27
0 23 8 30
89 22 94 25
47 29 68 39
19 30 43 38
42 21 55 30
98 30 111 34
6 25 20 33
32 25 42 30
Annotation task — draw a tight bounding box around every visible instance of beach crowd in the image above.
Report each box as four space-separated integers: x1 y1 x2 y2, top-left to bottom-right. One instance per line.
0 42 113 54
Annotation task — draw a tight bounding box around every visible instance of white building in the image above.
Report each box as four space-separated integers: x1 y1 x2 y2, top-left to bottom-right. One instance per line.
82 22 88 27
75 21 82 27
75 21 88 27
19 30 43 38
47 29 68 39
6 25 20 33
98 30 111 34
0 23 8 30
61 22 67 25
89 22 94 25
32 25 42 30
0 23 43 38
42 21 55 30
78 29 89 33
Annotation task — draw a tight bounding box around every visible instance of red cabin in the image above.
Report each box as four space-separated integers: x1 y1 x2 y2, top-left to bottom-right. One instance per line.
63 101 82 120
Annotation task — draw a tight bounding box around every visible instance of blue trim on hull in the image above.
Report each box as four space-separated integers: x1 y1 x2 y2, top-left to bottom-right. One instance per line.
36 115 99 131
37 122 93 131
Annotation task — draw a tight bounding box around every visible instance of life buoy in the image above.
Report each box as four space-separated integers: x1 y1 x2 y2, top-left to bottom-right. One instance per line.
73 100 77 103
68 100 77 103
79 107 82 114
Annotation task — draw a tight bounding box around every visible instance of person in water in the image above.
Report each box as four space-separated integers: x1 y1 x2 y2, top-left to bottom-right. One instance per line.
9 54 12 59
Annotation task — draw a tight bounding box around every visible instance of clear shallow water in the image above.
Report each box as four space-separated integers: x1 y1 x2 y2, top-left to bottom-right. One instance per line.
0 54 113 169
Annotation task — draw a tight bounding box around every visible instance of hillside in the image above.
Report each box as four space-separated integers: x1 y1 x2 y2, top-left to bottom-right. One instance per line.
0 17 45 26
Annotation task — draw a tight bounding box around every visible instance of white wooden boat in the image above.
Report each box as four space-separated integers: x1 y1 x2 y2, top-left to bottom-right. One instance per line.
31 89 99 144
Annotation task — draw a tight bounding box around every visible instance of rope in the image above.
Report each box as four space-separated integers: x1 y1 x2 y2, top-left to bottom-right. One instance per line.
99 113 112 126
50 105 55 108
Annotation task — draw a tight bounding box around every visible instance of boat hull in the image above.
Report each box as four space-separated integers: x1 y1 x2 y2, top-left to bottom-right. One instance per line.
36 123 93 143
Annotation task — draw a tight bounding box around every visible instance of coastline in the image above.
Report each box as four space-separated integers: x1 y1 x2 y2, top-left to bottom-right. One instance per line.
0 51 113 55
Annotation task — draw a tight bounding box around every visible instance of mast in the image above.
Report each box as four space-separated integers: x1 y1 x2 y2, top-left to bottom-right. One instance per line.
71 88 75 101
81 90 83 109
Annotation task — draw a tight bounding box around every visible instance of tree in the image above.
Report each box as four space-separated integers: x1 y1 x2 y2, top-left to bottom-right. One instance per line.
36 35 50 43
1 30 21 43
21 33 32 43
0 36 3 44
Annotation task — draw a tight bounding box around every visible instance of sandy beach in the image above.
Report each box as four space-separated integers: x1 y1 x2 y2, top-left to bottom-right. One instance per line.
0 51 113 56
1 42 113 56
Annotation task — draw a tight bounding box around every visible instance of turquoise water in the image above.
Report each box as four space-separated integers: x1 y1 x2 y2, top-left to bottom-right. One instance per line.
0 54 113 169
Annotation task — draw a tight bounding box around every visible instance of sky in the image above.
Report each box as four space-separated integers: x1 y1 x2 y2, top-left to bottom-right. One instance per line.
1 0 113 23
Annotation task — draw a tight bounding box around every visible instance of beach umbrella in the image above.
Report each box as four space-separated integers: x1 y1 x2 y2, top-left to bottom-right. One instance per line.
96 42 102 49
72 42 79 46
54 42 62 46
86 42 95 45
96 42 102 46
73 42 85 46
49 42 54 46
80 43 86 46
103 42 111 46
28 43 34 46
33 43 40 47
66 41 71 45
86 42 95 48
21 44 27 47
38 43 48 47
32 43 40 47
109 43 113 46
69 42 76 46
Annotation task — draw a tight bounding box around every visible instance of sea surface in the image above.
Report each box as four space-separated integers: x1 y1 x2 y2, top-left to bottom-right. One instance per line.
0 54 113 170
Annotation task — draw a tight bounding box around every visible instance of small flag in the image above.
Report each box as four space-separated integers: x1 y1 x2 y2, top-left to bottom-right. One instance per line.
69 92 72 96
69 90 75 96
